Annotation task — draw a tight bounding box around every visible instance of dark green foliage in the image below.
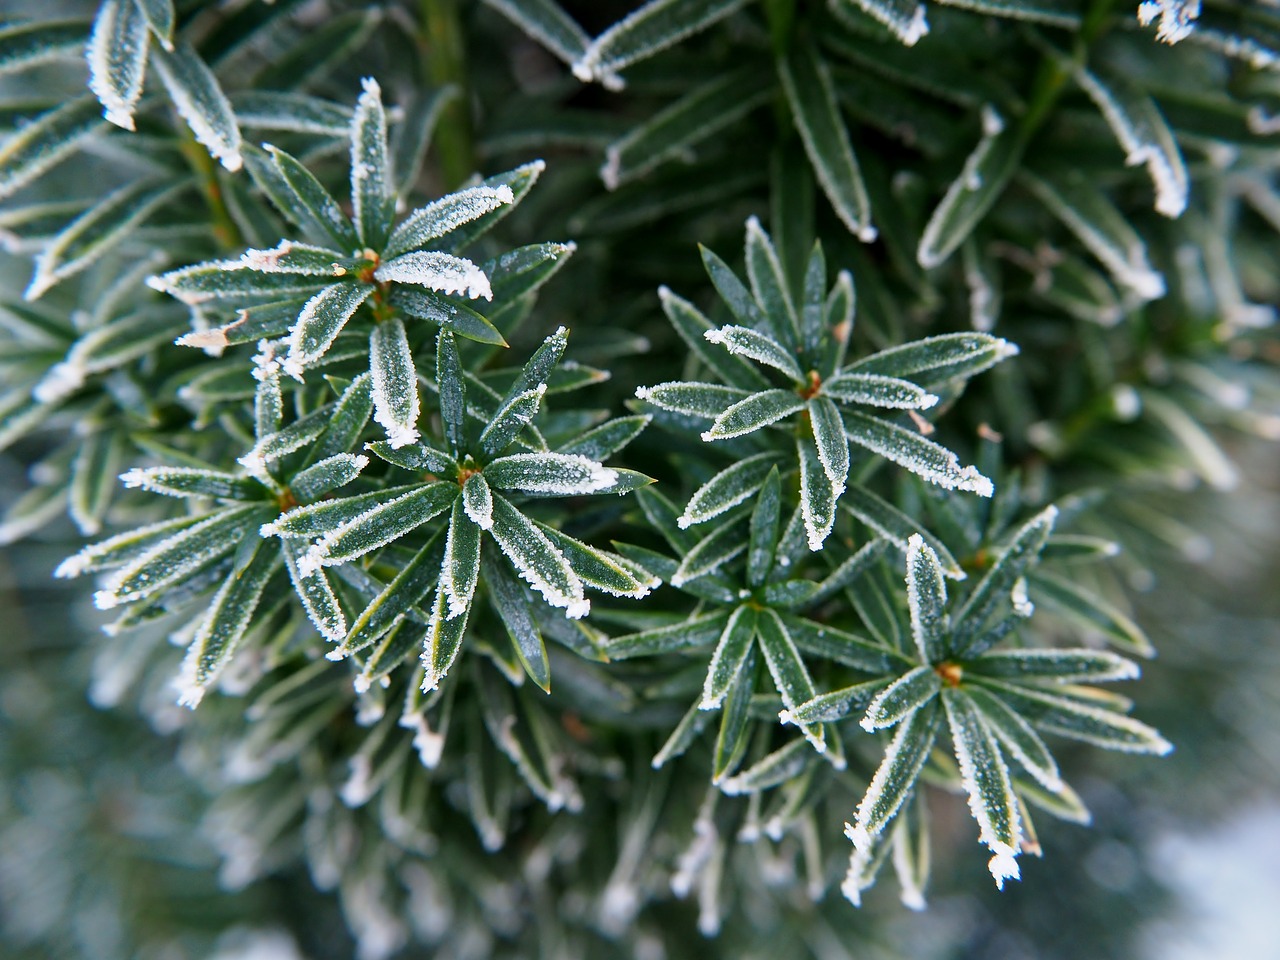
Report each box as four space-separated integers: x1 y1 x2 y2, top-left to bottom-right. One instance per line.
1 0 1278 957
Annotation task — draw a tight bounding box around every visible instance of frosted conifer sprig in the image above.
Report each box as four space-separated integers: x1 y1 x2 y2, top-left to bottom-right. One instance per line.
607 478 905 785
637 218 1014 550
58 373 377 707
149 78 547 450
267 327 656 695
820 516 1169 907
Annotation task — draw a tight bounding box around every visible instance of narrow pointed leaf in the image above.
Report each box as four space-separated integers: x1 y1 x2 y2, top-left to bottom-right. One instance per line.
351 77 392 247
370 317 420 449
1071 66 1188 218
70 431 122 536
862 666 942 731
238 410 329 479
571 0 748 88
177 540 281 706
375 251 492 301
538 526 657 599
677 453 775 530
393 288 506 346
779 42 876 241
484 240 576 305
658 284 769 390
671 517 747 587
720 739 812 796
366 440 454 475
917 106 1018 269
822 372 939 410
1021 170 1165 301
744 216 801 350
781 612 901 673
282 538 347 643
148 261 326 305
340 535 443 657
1026 571 1154 657
635 381 748 419
386 185 515 259
560 415 649 461
809 396 850 494
479 386 545 457
811 538 887 603
848 333 1018 386
507 324 569 400
93 505 264 609
964 686 1061 791
701 606 757 710
316 372 374 460
260 145 360 251
840 485 962 578
56 514 205 579
602 66 770 188
422 583 471 690
972 678 1172 755
713 645 757 783
0 20 87 75
702 389 804 441
484 553 551 691
260 484 420 539
797 434 838 551
441 498 482 619
653 700 714 768
87 0 149 131
843 410 994 497
781 679 887 727
756 608 822 750
445 161 546 252
290 454 368 504
462 472 493 530
231 92 351 135
489 494 587 618
480 0 590 65
891 792 931 911
152 40 242 171
485 452 618 496
284 282 372 374
747 467 782 588
119 465 260 501
704 325 803 381
942 687 1023 887
934 0 1078 25
605 611 729 659
303 482 457 572
952 505 1058 655
434 328 467 456
971 648 1140 683
0 96 104 201
838 0 930 45
906 535 948 663
848 701 941 851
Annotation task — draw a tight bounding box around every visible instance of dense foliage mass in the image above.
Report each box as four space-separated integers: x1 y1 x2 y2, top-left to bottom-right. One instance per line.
1 0 1277 957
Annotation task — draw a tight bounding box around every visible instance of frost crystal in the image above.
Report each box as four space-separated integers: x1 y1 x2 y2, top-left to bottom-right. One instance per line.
375 251 493 301
1137 0 1200 44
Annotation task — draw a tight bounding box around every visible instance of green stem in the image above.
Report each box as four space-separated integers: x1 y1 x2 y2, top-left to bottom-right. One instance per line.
420 0 475 189
762 0 796 56
177 126 241 252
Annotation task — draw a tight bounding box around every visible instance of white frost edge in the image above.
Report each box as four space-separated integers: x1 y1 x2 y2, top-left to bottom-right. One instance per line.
374 251 493 301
